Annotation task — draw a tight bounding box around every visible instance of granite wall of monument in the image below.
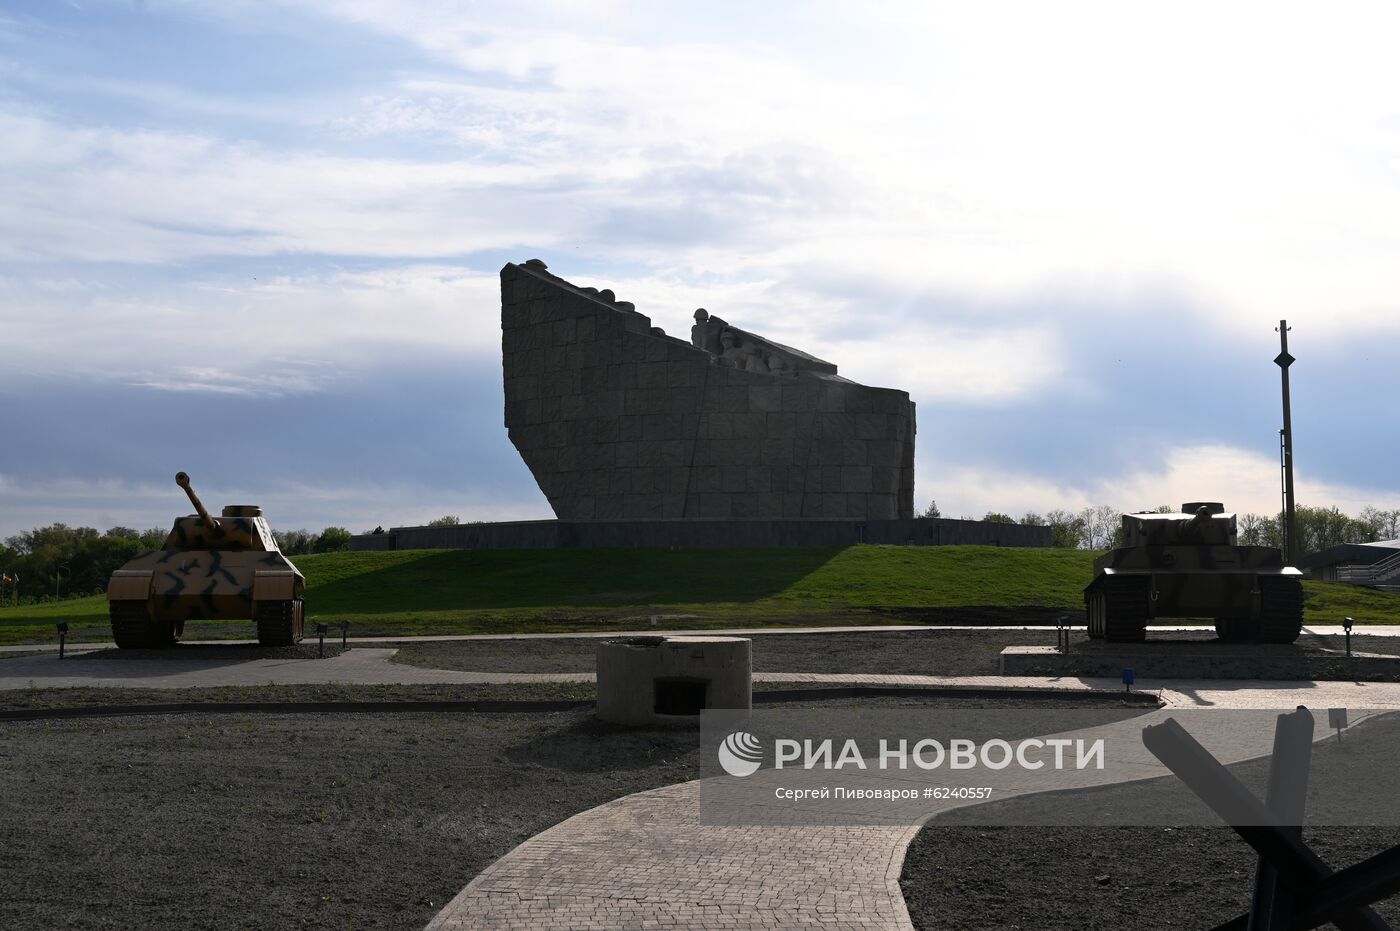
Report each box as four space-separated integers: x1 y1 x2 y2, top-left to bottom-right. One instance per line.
500 259 916 521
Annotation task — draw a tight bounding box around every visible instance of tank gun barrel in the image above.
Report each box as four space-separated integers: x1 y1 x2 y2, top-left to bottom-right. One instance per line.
1174 506 1212 539
175 471 218 530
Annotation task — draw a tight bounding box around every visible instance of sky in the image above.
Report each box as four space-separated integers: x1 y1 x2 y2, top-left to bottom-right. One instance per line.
2 0 1399 538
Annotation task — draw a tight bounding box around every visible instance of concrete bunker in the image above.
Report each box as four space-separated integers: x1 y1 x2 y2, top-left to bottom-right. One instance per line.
596 635 752 725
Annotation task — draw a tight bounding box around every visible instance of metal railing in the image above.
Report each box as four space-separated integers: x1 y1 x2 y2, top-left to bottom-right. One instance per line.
1338 548 1400 588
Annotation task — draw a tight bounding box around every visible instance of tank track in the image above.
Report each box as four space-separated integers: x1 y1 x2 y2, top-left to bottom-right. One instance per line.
1085 589 1104 639
1257 576 1304 644
255 598 303 647
1099 576 1150 643
110 602 152 649
1214 616 1256 642
110 602 177 649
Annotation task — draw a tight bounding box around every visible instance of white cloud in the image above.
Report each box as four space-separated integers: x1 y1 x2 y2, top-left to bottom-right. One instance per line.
3 0 1399 531
296 0 1400 335
924 444 1400 521
128 366 327 397
11 1 1400 338
0 110 576 263
0 264 502 390
2 257 1074 404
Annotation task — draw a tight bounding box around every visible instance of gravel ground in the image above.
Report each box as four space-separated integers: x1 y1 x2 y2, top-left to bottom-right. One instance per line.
0 693 1119 931
391 629 1400 677
1310 632 1400 656
0 683 598 713
0 682 1151 715
393 629 1067 676
901 713 1400 930
0 644 351 662
75 643 350 661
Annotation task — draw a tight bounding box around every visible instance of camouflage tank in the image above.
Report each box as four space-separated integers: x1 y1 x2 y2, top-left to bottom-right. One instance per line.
106 472 305 648
1083 502 1303 644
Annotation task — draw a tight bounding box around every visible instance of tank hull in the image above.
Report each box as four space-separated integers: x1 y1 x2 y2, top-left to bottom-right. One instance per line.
1084 546 1304 644
109 550 301 620
107 504 306 648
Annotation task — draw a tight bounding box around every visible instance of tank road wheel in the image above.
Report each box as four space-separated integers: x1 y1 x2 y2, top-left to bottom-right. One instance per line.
1085 590 1106 639
1257 576 1304 644
147 617 179 648
1214 617 1257 642
110 601 152 649
1102 576 1149 643
110 603 179 649
255 598 304 647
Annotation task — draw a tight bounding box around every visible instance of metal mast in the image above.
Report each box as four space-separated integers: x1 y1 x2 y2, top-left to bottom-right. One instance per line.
1275 321 1297 565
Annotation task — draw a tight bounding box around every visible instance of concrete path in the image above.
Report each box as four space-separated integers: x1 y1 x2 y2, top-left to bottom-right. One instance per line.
427 707 1389 930
8 647 1400 711
3 623 1395 654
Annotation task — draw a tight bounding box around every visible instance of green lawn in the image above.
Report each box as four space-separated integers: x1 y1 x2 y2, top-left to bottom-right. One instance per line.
1 545 1397 644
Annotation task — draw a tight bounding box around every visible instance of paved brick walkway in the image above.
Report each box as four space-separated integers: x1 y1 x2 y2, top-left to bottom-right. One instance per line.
428 707 1384 930
425 781 916 931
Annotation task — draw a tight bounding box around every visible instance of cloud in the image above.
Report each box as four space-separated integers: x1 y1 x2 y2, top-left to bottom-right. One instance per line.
3 0 1399 535
0 472 552 540
0 109 581 263
128 366 327 397
11 1 1400 336
922 443 1400 523
0 352 553 539
0 263 502 390
285 0 1400 332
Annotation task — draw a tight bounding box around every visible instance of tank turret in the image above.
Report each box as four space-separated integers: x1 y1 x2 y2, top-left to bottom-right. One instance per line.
1084 500 1302 644
162 473 278 552
1122 504 1236 547
106 472 305 649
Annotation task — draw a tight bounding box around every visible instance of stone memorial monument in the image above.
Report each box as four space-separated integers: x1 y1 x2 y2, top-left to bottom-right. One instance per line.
500 259 916 520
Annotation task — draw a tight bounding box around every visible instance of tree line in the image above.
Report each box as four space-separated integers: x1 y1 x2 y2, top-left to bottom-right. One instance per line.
0 524 354 604
921 500 1400 552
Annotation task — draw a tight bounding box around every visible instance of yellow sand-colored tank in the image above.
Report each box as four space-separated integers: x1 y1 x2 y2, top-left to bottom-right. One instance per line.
106 472 305 648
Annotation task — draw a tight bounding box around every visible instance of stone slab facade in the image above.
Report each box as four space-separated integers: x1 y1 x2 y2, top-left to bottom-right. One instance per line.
500 259 917 521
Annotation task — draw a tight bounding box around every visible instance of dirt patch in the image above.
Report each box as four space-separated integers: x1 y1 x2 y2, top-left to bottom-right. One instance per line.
901 713 1400 930
0 683 598 713
75 643 348 661
1311 632 1400 657
866 606 1098 625
393 629 1400 680
1006 632 1400 681
394 629 1071 676
901 822 1400 930
0 707 688 931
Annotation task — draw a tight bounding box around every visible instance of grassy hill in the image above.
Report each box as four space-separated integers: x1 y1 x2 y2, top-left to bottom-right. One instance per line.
1 545 1397 644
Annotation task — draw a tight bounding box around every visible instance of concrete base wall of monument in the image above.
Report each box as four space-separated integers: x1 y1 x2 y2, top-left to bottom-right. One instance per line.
499 260 917 522
349 518 1052 551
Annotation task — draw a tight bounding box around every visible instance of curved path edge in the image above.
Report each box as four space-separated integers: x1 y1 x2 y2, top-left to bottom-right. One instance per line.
425 703 1393 930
